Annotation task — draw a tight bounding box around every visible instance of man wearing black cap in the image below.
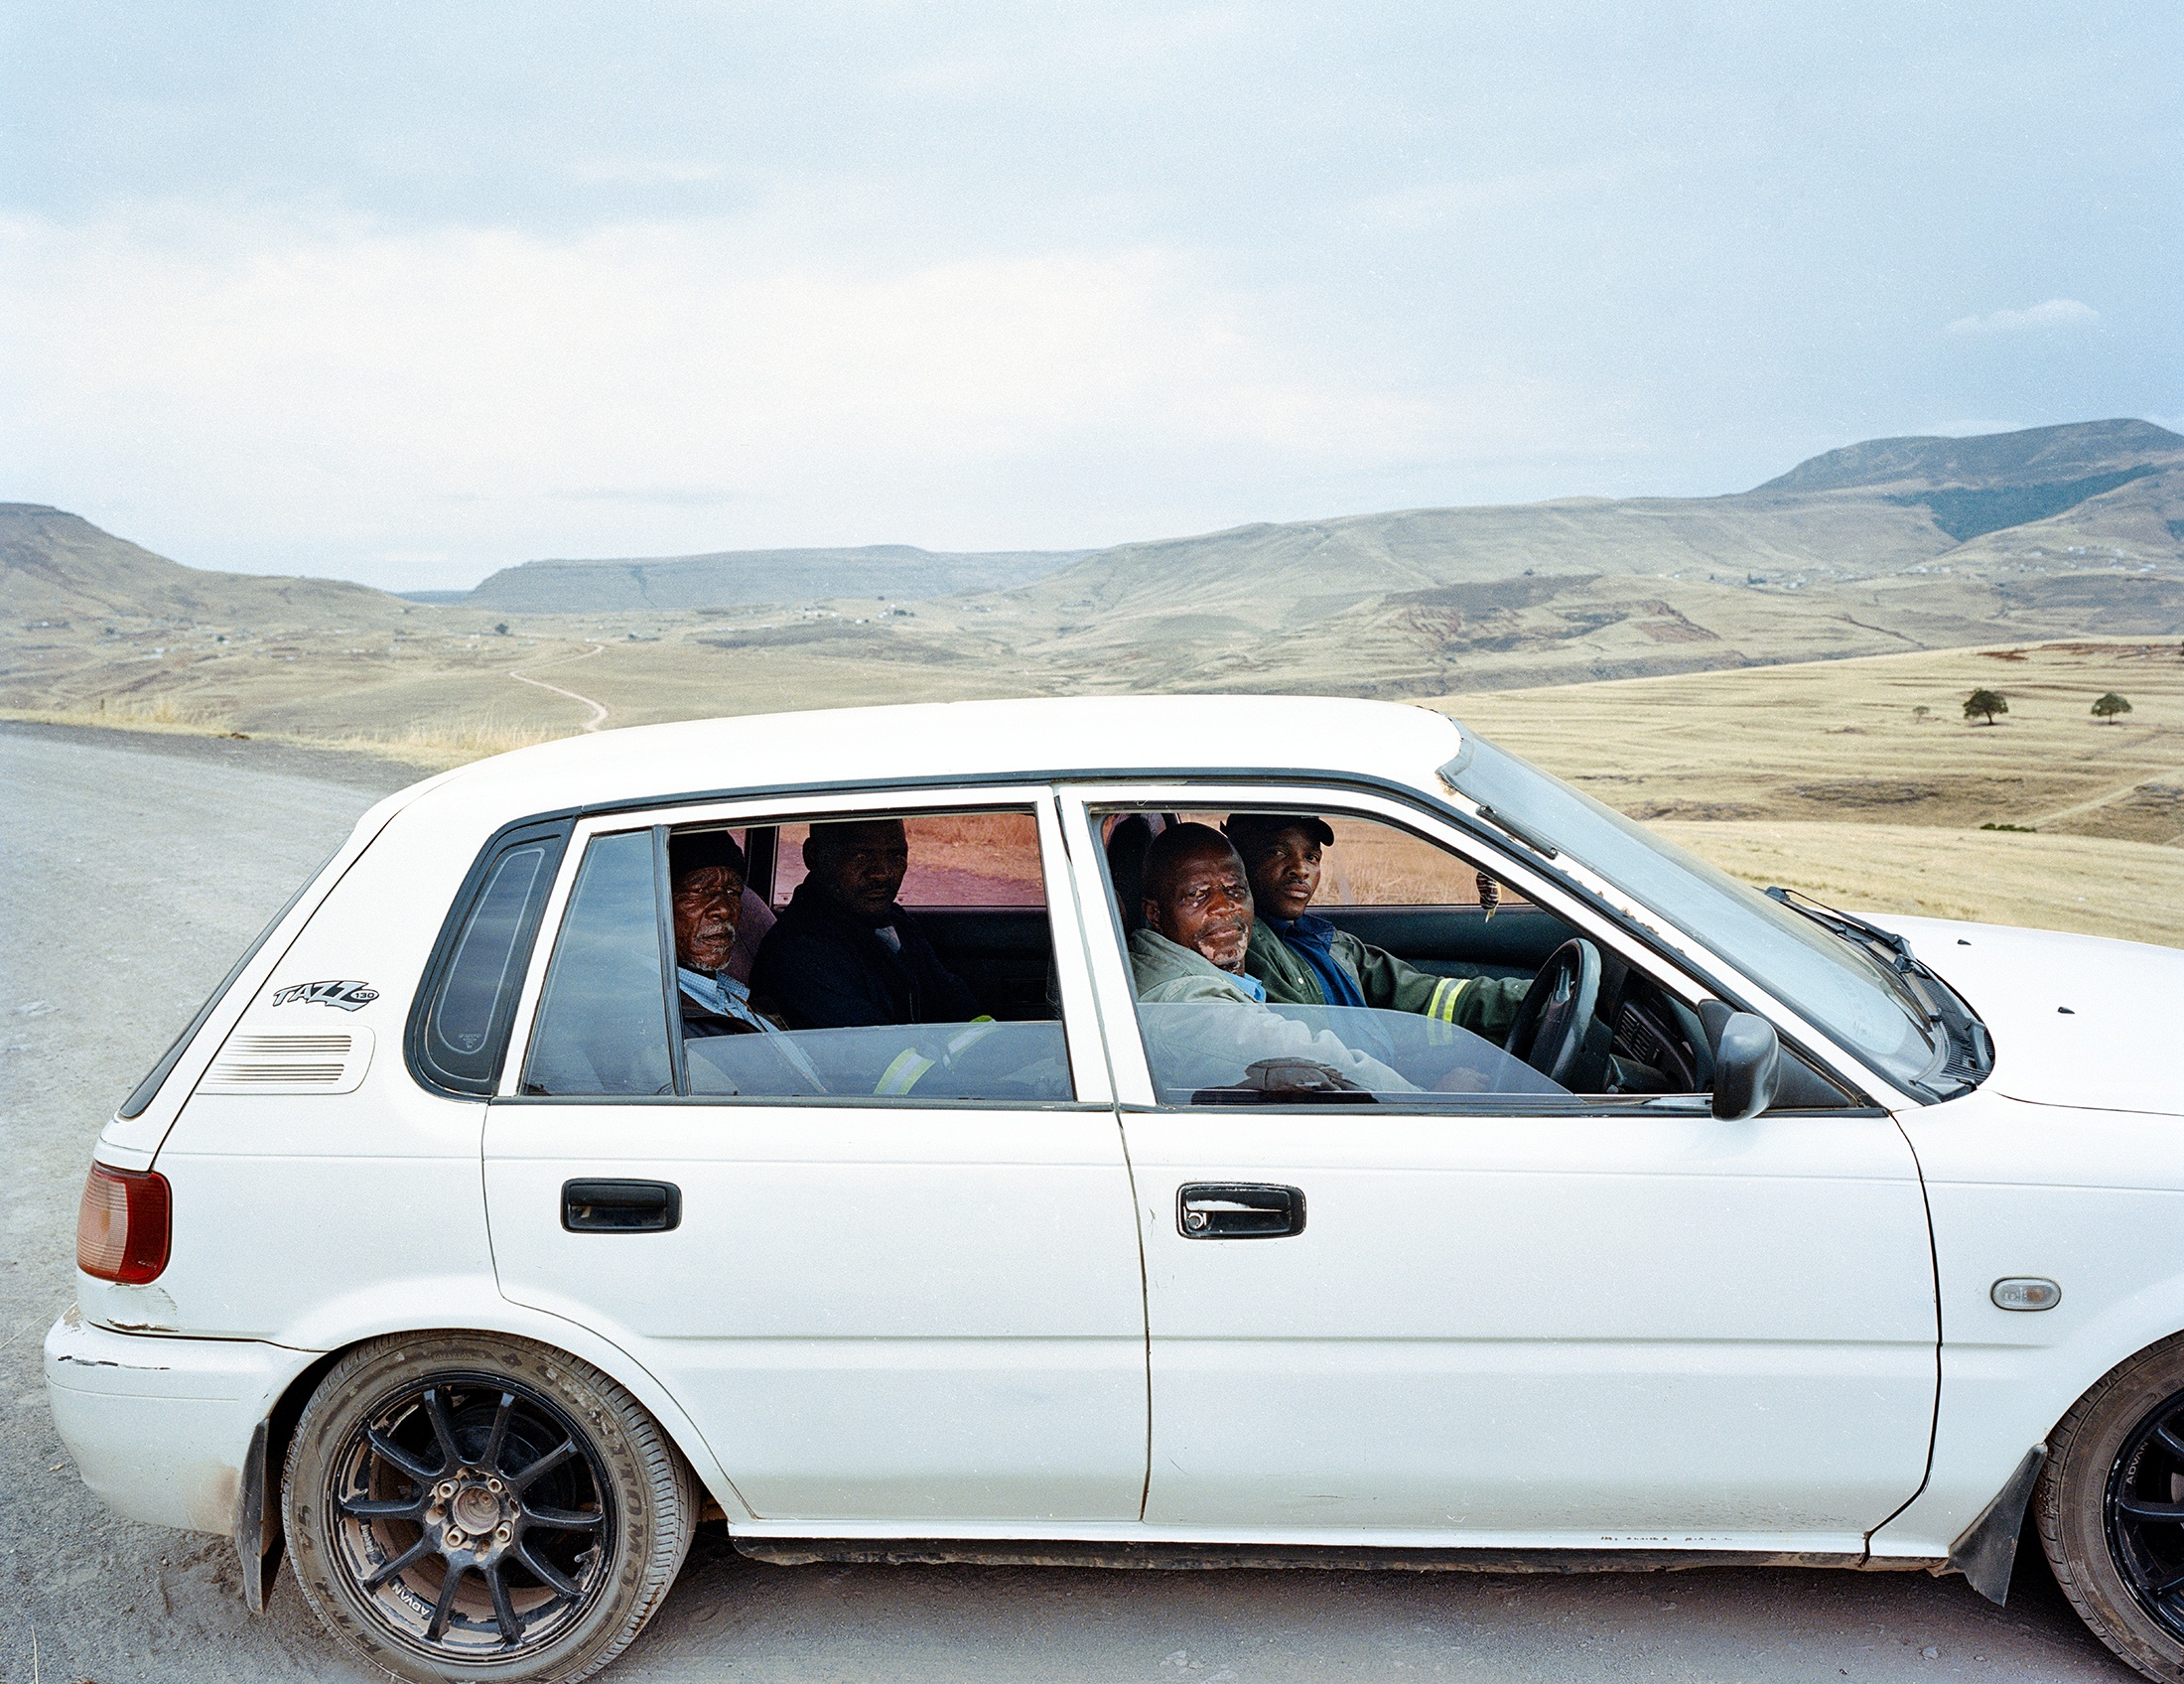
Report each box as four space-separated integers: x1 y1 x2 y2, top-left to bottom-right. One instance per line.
1223 813 1528 1040
751 818 981 1030
668 829 789 1040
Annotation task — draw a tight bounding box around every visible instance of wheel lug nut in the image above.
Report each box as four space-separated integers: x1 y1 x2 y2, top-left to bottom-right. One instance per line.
485 1477 504 1493
496 1524 512 1542
446 1530 465 1548
437 1481 457 1499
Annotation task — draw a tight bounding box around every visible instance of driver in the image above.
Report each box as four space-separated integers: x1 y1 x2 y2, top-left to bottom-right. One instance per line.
1129 823 1415 1093
1224 812 1529 1040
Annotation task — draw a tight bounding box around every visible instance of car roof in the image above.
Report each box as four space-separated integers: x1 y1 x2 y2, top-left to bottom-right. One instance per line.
401 695 1465 838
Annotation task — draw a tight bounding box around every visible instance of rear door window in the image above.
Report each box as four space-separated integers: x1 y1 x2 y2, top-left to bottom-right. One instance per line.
516 805 1073 1104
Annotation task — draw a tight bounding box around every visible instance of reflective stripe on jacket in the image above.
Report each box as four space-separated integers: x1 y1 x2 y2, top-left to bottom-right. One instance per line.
1243 917 1528 1041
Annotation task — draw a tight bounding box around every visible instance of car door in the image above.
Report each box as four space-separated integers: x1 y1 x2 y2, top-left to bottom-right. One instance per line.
1064 782 1939 1549
482 787 1149 1528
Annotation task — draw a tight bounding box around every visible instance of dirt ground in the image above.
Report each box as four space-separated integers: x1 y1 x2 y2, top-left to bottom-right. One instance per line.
0 722 2140 1682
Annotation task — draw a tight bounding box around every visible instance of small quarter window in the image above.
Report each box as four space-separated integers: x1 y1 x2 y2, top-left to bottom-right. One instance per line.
429 849 548 1063
409 822 568 1096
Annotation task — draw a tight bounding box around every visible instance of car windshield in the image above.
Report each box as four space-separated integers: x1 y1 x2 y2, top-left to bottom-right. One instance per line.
1441 731 1942 1094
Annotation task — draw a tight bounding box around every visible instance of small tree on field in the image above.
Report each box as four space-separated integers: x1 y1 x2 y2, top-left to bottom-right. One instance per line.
1912 705 1931 724
2093 692 2132 724
1965 688 2008 725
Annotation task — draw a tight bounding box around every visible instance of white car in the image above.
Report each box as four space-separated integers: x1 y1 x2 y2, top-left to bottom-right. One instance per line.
45 695 2184 1684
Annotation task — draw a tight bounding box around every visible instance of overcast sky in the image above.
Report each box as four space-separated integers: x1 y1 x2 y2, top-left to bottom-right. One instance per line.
3 2 2178 590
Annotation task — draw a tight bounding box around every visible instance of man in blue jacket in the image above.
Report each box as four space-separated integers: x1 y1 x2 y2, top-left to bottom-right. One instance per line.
751 818 982 1030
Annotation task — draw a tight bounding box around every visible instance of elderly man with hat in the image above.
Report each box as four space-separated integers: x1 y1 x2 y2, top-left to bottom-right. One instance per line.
1222 812 1528 1041
669 829 793 1040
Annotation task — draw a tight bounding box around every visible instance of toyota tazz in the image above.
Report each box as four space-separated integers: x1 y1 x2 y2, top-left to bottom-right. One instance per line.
46 696 2184 1683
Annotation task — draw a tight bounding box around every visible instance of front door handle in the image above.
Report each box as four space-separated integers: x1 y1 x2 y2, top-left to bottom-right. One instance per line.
562 1179 681 1233
1177 1183 1305 1239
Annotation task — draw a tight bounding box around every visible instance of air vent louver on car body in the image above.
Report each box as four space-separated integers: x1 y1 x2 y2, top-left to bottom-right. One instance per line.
198 1028 375 1095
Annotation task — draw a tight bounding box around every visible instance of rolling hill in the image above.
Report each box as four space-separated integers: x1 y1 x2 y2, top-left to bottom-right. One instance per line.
5 419 2181 747
1 503 409 626
423 418 2184 622
449 543 1087 613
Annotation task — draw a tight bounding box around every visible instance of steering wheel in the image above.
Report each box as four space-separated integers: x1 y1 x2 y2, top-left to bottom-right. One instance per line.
1503 938 1607 1089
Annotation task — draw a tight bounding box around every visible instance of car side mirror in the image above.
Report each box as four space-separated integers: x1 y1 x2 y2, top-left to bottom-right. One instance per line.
1710 1012 1781 1121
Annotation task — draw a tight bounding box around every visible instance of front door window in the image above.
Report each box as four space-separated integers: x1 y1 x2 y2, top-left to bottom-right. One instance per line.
1094 801 1721 1107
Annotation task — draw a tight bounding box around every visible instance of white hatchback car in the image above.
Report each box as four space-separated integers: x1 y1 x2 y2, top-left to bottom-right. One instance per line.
45 696 2184 1683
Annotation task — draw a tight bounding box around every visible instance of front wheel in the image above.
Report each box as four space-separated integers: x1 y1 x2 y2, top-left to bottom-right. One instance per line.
282 1333 698 1683
2041 1333 2184 1682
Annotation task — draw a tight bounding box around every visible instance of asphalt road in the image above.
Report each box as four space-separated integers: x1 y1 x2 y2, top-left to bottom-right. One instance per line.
0 722 2136 1683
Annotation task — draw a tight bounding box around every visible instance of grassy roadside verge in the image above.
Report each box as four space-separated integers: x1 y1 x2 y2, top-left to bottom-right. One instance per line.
0 702 566 772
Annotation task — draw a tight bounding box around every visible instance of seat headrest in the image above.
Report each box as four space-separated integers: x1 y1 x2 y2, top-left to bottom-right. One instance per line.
1105 814 1158 934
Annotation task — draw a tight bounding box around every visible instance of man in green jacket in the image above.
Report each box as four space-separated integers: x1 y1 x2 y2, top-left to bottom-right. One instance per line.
1223 812 1528 1042
1128 822 1415 1094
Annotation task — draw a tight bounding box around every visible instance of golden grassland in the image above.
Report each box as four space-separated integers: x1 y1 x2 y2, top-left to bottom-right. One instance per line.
1433 638 2183 946
7 628 2180 947
1653 820 2184 950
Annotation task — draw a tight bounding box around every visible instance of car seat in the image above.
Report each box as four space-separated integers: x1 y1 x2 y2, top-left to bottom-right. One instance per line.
1104 814 1160 933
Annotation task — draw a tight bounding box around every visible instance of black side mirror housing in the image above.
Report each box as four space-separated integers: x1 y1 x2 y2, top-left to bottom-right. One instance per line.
1710 1011 1781 1121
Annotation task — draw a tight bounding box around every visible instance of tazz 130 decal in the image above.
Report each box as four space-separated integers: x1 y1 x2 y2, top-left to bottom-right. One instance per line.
270 979 379 1012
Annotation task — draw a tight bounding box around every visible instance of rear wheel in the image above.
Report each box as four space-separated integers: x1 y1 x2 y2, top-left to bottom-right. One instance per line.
2041 1333 2184 1682
283 1333 698 1683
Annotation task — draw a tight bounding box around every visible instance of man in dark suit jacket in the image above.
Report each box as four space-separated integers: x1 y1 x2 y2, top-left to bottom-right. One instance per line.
751 819 982 1029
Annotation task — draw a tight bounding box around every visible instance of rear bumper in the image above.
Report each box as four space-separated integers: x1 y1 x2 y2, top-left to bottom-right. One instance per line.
44 1307 300 1537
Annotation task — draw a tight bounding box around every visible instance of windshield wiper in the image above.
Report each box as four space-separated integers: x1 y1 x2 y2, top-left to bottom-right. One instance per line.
1763 885 1936 1022
1764 886 1911 960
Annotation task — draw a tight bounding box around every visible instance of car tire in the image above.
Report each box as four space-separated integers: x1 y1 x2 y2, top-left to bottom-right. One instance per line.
282 1332 699 1684
2040 1332 2184 1683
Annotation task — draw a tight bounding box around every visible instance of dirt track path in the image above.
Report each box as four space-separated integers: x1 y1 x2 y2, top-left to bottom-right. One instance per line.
0 723 2133 1683
2020 753 2184 830
509 641 611 731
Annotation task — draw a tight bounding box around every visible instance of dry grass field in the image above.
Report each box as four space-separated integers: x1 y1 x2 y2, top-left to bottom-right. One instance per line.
7 610 2179 946
1435 638 2184 947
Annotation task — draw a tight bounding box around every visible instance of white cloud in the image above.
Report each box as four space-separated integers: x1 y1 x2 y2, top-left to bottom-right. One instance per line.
1944 298 2100 337
0 206 1586 584
570 160 733 186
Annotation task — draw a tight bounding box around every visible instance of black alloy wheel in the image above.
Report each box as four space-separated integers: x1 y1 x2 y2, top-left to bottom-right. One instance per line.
284 1333 698 1684
2107 1388 2184 1643
325 1375 614 1660
2040 1333 2184 1682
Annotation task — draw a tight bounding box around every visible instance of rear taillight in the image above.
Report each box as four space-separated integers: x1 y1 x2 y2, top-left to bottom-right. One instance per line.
76 1163 171 1285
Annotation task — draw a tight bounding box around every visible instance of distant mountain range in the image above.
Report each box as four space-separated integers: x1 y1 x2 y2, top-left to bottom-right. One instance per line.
429 543 1090 613
395 417 2183 617
6 421 2179 713
957 418 2183 696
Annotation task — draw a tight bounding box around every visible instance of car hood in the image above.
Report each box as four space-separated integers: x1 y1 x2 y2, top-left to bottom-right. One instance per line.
1873 915 2184 1117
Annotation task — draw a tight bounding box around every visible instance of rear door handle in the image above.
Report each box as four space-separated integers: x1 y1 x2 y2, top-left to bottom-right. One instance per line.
1177 1183 1305 1239
561 1179 681 1233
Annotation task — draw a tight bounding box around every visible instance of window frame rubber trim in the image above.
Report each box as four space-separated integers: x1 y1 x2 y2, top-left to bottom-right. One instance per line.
402 814 575 1099
452 767 1899 1111
652 824 691 1097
